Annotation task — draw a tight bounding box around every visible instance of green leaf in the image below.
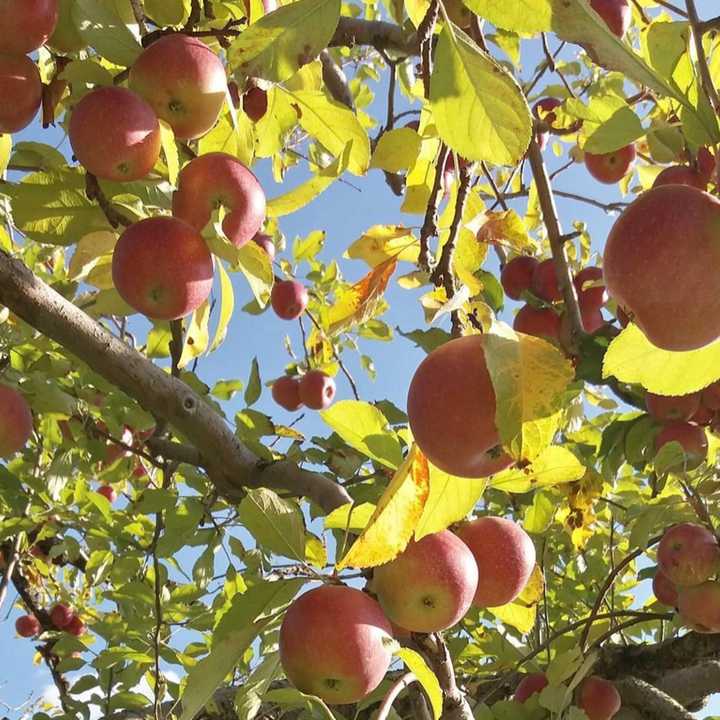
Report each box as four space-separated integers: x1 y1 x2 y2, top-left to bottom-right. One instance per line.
233 653 283 720
320 400 403 469
144 0 190 25
462 0 553 34
179 301 211 369
229 0 340 83
237 241 274 307
210 261 235 352
324 502 376 531
430 26 532 166
211 379 244 400
489 446 585 493
245 357 262 406
395 648 443 719
159 120 179 185
73 0 143 66
370 128 422 173
566 94 644 154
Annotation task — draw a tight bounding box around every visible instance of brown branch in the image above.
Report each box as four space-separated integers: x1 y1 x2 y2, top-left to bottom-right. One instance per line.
129 0 148 35
419 144 450 272
656 662 720 709
699 15 720 32
418 0 439 98
0 532 22 613
686 0 720 115
329 17 419 56
320 50 354 109
377 672 417 720
85 174 132 229
615 677 695 720
0 250 351 514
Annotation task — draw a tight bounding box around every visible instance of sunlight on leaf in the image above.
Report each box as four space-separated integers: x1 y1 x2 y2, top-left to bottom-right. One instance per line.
395 648 443 720
345 225 419 268
490 446 585 493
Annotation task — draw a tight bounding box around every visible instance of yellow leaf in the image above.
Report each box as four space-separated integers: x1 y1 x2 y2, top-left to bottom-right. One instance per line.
402 136 442 215
336 445 429 570
159 120 179 185
370 128 422 172
395 648 443 720
324 502 376 532
487 598 536 634
475 210 532 252
179 301 211 368
415 461 485 540
68 231 117 282
452 227 487 296
0 133 11 175
603 322 720 396
210 261 234 352
345 225 419 268
489 445 585 493
304 534 327 567
518 564 545 605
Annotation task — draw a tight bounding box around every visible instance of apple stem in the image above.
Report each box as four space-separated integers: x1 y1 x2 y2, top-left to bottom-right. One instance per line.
376 672 418 720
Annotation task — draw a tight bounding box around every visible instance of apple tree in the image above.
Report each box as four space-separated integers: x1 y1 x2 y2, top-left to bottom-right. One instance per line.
2 0 720 719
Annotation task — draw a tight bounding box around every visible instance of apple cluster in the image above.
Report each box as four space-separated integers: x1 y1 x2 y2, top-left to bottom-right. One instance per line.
15 602 85 639
272 371 336 412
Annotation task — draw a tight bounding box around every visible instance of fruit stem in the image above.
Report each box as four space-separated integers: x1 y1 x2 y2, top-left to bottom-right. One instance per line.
376 672 418 720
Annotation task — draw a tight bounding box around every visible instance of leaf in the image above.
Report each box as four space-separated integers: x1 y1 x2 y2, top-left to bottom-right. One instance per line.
320 400 403 469
324 502 376 531
238 488 306 561
602 323 720 396
245 357 262 406
68 231 117 281
159 120 179 185
210 261 235 352
461 0 553 34
489 446 585 493
237 240 274 307
345 225 419 268
475 210 531 252
0 134 11 175
370 128 422 172
73 0 143 66
179 301 211 369
487 598 537 634
566 94 645 154
414 462 485 540
336 445 430 570
430 26 532 166
395 648 443 719
229 0 340 83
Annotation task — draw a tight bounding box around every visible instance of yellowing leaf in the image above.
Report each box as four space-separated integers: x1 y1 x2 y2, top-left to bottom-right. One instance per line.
210 261 234 352
304 534 327 567
237 241 274 307
345 225 419 268
324 502 376 532
415 462 485 540
475 210 532 252
370 128 422 172
395 648 443 720
159 120 179 184
603 323 720 396
489 446 585 493
336 445 430 570
0 134 11 175
518 564 545 605
462 0 553 34
487 598 536 634
69 231 117 282
179 301 211 368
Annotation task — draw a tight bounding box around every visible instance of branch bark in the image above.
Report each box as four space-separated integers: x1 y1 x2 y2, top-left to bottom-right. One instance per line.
615 677 695 720
330 17 419 55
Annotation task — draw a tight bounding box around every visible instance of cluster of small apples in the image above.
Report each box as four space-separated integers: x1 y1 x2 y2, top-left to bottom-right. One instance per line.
272 371 336 412
652 522 720 633
279 517 536 704
0 384 34 459
15 602 85 639
228 79 269 123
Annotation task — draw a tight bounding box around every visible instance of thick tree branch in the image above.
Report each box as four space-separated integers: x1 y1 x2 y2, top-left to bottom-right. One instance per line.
320 50 354 109
615 677 694 720
0 251 351 513
330 17 419 55
656 661 720 709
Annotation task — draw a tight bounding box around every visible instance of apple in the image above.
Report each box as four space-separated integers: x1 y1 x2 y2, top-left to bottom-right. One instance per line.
501 256 538 300
271 280 308 320
645 392 701 422
48 0 85 53
657 522 720 587
50 603 74 629
589 0 631 37
514 305 562 343
0 0 58 54
653 165 707 190
530 259 562 302
578 676 621 720
678 581 720 632
97 485 117 503
279 585 393 704
655 421 708 471
15 614 41 638
652 570 678 607
698 146 716 182
514 672 548 703
112 216 214 321
272 376 302 411
702 380 720 411
129 34 227 140
603 185 720 351
585 144 636 184
65 615 86 636
579 303 605 333
691 403 715 426
227 80 241 109
253 232 276 260
0 385 33 458
456 516 536 607
172 152 266 248
533 97 562 151
371 530 478 633
574 266 607 309
69 86 161 182
243 85 268 122
0 54 42 134
298 370 336 410
407 335 512 478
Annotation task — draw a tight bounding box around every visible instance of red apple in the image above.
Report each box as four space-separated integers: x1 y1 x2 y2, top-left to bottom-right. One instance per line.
0 54 42 133
589 0 631 37
456 516 536 607
69 86 161 182
371 530 478 633
533 97 562 150
513 305 561 343
585 144 636 184
702 380 720 411
691 403 715 426
0 385 33 458
578 676 621 720
653 165 707 190
112 216 214 320
514 672 548 703
50 603 74 629
579 303 605 333
0 0 58 54
603 185 720 351
652 570 678 607
129 34 227 140
272 376 302 411
655 422 708 471
243 85 268 122
657 522 720 587
15 614 41 638
279 585 393 704
253 232 276 260
645 392 701 423
501 256 538 300
65 615 86 636
298 370 335 410
271 280 308 320
407 335 512 478
172 152 266 247
227 80 241 109
97 485 117 503
530 259 562 302
574 266 607 309
678 580 720 632
698 146 715 182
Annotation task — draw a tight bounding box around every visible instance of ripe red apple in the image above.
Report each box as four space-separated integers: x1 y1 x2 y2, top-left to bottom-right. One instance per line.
652 570 678 607
0 0 58 54
513 305 562 343
15 614 41 638
272 376 302 411
0 385 33 458
589 0 630 37
653 165 707 190
407 335 512 478
456 516 536 607
48 0 85 54
646 392 701 423
243 85 268 122
129 34 227 140
603 185 720 351
678 580 720 632
298 370 336 410
271 280 308 320
97 485 117 503
172 152 266 247
574 266 607 309
50 603 74 629
578 676 621 720
530 259 562 302
691 403 715 426
657 522 720 587
253 232 276 260
533 97 562 150
501 256 538 300
585 144 636 184
514 672 548 703
112 216 214 320
0 54 42 133
227 80 241 109
579 303 605 333
702 380 720 411
279 585 393 704
69 87 161 182
65 615 86 636
698 146 715 182
655 422 708 470
371 530 478 633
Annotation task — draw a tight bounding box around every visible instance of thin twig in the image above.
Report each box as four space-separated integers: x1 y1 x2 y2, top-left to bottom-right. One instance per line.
169 320 183 378
0 532 23 614
377 673 417 720
419 144 450 272
686 0 720 115
129 0 148 34
85 174 132 228
418 0 440 99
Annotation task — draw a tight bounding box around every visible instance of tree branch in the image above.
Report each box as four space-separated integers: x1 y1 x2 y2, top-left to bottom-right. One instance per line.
320 50 354 109
686 0 720 115
656 661 720 709
377 673 417 720
330 17 419 56
615 677 695 720
419 144 449 272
